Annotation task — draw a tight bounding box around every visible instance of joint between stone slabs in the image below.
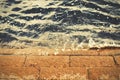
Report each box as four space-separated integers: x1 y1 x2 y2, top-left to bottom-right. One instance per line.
69 56 71 67
114 54 120 56
35 66 41 80
0 78 19 79
23 54 28 67
26 61 41 80
100 54 120 56
87 68 90 80
112 56 119 66
68 55 99 56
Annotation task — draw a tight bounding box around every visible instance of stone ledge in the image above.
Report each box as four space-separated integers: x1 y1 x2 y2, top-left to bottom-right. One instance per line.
0 55 119 67
0 66 120 80
0 48 120 80
1 55 119 67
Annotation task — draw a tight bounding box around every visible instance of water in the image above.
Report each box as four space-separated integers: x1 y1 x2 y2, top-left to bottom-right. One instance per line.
0 0 120 49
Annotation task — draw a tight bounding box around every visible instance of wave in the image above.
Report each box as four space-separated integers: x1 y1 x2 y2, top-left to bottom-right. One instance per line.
0 0 120 49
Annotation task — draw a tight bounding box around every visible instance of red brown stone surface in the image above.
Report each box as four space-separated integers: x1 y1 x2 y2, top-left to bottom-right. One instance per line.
70 56 115 67
0 48 120 80
89 67 120 80
115 56 120 65
25 56 69 67
0 66 38 79
0 56 25 67
40 67 87 79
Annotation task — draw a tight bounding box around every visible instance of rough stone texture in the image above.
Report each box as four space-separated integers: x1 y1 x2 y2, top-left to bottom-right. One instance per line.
0 49 120 79
0 48 55 55
115 56 120 65
0 48 120 56
89 67 120 80
70 56 114 67
0 66 38 79
99 49 120 56
0 49 15 55
58 50 99 56
40 67 87 79
25 56 69 67
0 55 25 67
